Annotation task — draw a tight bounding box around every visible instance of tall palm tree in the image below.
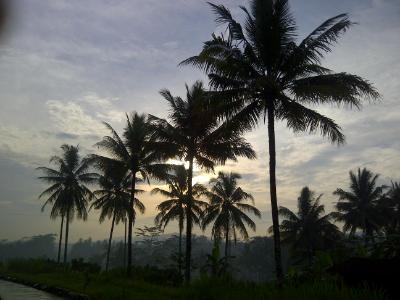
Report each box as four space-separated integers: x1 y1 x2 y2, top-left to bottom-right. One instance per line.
91 167 145 272
202 172 261 259
92 112 167 276
333 168 386 244
181 0 380 282
149 81 256 282
152 164 208 275
38 144 96 264
275 187 341 265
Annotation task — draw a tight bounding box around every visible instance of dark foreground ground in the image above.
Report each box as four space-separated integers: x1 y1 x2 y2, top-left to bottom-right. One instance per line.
0 260 388 300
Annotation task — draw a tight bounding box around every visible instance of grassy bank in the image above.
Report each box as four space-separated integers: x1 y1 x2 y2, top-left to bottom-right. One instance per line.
0 259 387 300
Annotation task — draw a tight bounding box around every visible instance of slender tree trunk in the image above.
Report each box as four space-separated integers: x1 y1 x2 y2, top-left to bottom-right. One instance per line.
123 218 127 269
127 171 136 276
57 215 64 263
267 107 284 285
179 214 183 276
185 156 194 283
64 209 70 265
225 222 229 259
106 213 116 272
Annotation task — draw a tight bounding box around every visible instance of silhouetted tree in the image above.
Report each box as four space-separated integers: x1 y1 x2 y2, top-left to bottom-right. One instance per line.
378 181 400 235
182 0 380 282
275 187 341 265
92 113 167 276
149 81 255 281
38 144 96 264
202 172 261 259
333 168 386 244
152 164 208 274
91 166 144 271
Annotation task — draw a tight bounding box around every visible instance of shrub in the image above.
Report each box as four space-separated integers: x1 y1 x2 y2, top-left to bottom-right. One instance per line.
70 258 101 273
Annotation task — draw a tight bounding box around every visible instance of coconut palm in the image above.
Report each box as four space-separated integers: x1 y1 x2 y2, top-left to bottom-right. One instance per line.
92 112 168 275
38 144 96 264
91 167 145 272
275 187 341 265
152 164 208 275
202 172 261 259
149 81 256 281
181 0 380 282
383 182 400 234
333 168 386 244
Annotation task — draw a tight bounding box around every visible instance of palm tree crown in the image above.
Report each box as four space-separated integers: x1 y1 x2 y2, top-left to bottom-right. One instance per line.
277 187 341 264
334 168 386 242
38 144 96 263
153 165 208 230
181 0 380 282
202 172 261 258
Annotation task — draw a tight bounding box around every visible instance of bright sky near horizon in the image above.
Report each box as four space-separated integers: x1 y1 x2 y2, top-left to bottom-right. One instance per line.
0 0 399 242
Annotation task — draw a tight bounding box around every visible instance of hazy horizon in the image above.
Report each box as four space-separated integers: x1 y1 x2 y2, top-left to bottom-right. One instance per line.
0 0 399 242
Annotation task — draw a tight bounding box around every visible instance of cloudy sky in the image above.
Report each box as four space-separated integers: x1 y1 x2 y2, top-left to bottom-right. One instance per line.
0 0 399 242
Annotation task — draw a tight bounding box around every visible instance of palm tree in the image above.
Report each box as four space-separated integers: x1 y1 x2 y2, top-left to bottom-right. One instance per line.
91 166 145 272
92 112 167 276
38 144 96 264
383 182 400 234
275 187 341 265
181 0 380 282
202 172 261 259
149 81 256 282
152 164 208 275
333 168 386 244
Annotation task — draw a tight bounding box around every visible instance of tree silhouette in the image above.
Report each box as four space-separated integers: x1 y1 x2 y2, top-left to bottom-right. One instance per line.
91 166 144 272
333 168 386 245
383 182 400 234
152 164 208 275
181 0 380 283
275 187 341 265
202 172 261 259
149 81 256 282
38 144 96 264
92 112 167 276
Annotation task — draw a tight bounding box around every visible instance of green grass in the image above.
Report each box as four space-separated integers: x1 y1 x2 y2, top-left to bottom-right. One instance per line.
0 259 387 300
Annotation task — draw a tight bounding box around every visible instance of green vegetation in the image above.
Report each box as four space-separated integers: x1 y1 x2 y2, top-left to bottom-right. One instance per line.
0 259 387 300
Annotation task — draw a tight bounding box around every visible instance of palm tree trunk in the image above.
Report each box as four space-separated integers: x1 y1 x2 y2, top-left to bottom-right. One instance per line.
225 223 229 259
63 209 70 265
123 218 127 269
127 172 136 276
267 107 284 285
57 215 64 263
179 215 183 276
185 156 194 283
106 212 116 272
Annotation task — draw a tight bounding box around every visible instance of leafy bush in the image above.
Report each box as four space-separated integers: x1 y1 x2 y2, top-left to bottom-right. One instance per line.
183 276 386 300
133 265 182 286
70 258 101 273
6 258 63 273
